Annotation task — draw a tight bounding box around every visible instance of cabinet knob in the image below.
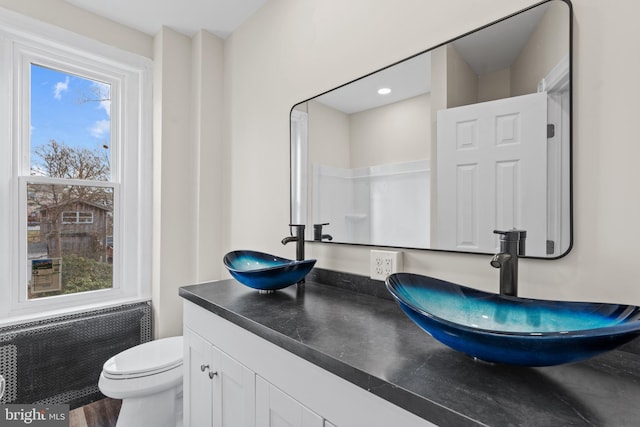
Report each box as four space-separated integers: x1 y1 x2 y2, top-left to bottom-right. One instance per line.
208 371 218 379
200 364 209 372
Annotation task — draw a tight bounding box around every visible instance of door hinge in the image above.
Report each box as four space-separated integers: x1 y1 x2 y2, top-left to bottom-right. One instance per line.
546 240 555 255
547 124 555 138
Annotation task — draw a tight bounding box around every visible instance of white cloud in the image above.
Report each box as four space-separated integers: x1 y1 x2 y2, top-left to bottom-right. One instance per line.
92 81 111 117
54 76 70 100
90 119 110 138
100 99 111 118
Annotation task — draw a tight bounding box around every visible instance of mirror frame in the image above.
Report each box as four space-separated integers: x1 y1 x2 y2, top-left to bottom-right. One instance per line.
289 0 573 259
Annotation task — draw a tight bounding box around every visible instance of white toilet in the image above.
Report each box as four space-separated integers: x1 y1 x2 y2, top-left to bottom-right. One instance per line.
98 336 184 427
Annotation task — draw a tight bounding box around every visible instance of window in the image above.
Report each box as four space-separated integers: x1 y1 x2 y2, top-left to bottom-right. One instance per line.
26 63 116 301
62 212 95 224
0 11 152 320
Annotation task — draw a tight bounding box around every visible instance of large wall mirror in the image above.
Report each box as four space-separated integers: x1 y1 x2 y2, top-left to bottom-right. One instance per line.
290 0 572 258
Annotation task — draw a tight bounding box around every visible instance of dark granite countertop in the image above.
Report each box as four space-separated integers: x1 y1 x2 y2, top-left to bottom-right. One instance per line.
179 269 640 427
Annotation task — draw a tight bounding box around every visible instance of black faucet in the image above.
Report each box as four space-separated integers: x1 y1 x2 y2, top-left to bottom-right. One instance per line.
313 223 333 242
490 229 527 296
281 224 305 261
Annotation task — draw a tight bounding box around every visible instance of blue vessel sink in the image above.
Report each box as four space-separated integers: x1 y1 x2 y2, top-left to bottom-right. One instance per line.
386 273 640 366
223 250 316 292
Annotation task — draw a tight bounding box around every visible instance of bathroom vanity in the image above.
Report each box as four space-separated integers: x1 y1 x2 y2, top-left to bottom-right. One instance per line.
180 271 640 426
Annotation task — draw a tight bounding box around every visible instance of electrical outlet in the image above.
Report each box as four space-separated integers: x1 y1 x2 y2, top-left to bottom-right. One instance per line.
370 250 403 281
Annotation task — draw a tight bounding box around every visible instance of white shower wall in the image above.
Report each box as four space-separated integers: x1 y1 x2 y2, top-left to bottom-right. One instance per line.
313 164 369 244
313 160 429 248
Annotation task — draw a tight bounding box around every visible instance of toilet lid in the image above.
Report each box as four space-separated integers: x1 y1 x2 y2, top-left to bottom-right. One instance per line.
103 336 183 378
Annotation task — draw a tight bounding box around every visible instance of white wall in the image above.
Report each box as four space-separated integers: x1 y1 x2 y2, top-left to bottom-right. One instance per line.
225 0 640 306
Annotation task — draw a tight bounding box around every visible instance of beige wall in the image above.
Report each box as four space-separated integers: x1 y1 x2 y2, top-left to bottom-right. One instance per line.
0 0 225 338
431 1 569 104
152 27 195 338
153 28 225 338
306 100 350 226
307 101 351 169
350 94 431 169
431 44 479 109
5 0 640 333
444 44 478 108
193 31 226 286
307 93 431 171
511 1 569 95
226 0 640 306
478 68 511 102
0 0 152 58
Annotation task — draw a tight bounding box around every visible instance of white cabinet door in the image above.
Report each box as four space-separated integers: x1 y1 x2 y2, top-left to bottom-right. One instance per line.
185 328 215 427
256 376 323 427
185 301 431 427
184 328 256 427
213 346 256 427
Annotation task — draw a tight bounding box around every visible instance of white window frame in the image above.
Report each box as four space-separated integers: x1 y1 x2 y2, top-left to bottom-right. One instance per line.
0 9 152 323
62 211 95 224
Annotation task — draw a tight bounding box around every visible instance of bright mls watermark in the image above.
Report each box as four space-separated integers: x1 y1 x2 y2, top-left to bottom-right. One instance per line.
0 405 68 426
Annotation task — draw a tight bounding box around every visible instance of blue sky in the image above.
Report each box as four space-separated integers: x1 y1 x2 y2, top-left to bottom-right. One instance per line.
30 64 111 172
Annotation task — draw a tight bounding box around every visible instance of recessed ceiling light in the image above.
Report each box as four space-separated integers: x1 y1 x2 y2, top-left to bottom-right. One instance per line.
377 87 392 95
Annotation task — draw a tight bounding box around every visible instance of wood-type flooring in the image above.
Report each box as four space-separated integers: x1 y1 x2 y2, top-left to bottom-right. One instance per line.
68 398 121 427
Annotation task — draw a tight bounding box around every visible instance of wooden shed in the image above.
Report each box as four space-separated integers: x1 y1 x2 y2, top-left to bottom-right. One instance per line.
39 200 112 260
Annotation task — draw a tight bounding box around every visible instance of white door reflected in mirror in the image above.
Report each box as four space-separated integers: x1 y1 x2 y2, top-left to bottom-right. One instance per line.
436 92 549 256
